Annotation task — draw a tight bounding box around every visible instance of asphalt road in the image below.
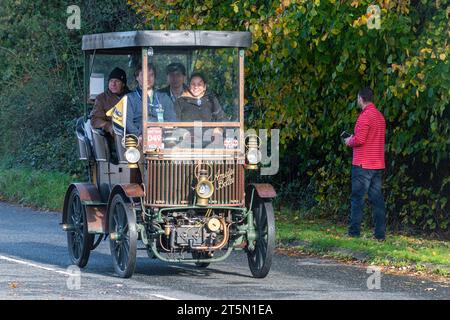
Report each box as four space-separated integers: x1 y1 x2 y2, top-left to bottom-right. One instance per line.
0 201 448 300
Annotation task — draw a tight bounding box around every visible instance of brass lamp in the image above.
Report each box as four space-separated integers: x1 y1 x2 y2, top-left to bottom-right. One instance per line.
245 134 261 170
123 135 140 168
195 168 214 206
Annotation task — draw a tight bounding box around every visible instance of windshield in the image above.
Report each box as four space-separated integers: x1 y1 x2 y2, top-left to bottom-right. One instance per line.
142 48 243 153
86 48 243 153
148 48 240 123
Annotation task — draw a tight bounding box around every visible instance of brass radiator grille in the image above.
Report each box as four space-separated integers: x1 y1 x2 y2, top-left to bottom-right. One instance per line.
146 160 244 206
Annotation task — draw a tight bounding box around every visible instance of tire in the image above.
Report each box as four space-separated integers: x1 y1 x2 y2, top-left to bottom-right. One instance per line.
247 196 275 278
192 251 210 268
67 188 94 268
109 193 138 278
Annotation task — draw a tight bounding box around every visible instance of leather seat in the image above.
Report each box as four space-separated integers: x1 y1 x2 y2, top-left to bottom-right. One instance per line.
75 117 93 160
112 125 128 164
91 126 109 162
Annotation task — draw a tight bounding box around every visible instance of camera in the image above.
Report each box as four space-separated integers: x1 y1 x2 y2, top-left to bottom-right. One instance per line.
341 131 351 140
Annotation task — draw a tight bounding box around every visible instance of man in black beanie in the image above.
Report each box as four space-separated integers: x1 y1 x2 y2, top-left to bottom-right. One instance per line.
90 67 130 164
91 67 129 135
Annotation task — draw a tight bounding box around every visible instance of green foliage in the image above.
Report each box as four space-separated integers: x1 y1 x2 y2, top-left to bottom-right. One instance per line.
128 0 450 234
0 168 73 211
0 75 85 173
0 0 139 174
0 0 448 235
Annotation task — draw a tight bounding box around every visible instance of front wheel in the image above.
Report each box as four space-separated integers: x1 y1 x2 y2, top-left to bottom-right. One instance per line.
109 194 137 278
67 188 94 268
247 196 275 278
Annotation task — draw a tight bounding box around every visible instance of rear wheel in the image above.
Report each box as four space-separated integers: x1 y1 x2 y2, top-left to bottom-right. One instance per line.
109 194 137 278
67 188 94 268
247 196 275 278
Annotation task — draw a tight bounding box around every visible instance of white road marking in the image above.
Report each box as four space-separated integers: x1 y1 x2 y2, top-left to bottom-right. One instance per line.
0 255 72 276
0 254 179 300
151 294 179 300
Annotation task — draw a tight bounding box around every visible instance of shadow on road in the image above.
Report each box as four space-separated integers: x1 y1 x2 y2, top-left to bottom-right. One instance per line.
0 241 253 279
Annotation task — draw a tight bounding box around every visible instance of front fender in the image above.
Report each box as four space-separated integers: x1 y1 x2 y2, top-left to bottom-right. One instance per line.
105 184 144 233
247 183 277 199
245 183 277 210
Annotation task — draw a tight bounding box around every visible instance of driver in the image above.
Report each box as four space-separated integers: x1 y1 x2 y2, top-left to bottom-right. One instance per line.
157 62 188 120
122 63 176 138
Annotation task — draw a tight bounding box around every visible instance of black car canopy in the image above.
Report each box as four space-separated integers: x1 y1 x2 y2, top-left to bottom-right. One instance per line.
82 30 252 53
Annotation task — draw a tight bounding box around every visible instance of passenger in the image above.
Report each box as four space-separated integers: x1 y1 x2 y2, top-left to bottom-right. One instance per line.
90 67 129 135
111 64 159 177
174 72 226 122
90 67 129 164
157 62 188 118
124 63 176 138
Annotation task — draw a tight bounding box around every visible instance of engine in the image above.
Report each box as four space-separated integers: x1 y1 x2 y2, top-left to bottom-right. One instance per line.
158 209 230 253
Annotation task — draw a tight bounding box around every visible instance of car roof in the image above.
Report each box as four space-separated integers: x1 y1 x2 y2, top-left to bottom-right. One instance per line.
82 30 252 52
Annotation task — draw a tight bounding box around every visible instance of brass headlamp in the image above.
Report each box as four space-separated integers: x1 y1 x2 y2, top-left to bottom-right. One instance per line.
245 134 261 170
123 134 140 168
195 168 214 206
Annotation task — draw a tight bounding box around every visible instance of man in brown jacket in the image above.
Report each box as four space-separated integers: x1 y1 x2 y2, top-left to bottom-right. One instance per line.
90 67 129 134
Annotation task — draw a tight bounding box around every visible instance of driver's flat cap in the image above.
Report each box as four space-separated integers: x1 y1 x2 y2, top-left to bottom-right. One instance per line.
166 62 186 75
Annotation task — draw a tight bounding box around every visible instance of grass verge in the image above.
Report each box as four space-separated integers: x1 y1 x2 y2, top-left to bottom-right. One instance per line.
276 211 450 278
0 168 72 211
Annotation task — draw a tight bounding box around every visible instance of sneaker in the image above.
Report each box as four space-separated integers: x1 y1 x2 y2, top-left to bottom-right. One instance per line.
372 236 385 242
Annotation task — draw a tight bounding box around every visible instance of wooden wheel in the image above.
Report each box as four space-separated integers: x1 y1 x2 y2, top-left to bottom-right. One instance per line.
247 196 275 278
109 194 138 278
67 188 94 268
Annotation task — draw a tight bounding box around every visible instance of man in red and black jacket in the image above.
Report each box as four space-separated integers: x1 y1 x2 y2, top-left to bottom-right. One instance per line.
344 87 386 241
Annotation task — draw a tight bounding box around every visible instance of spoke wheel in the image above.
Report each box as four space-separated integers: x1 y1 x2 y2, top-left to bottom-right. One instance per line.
192 251 210 268
67 189 94 268
247 196 275 278
109 194 137 278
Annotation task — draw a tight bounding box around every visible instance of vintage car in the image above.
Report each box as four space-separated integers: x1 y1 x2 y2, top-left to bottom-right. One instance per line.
62 30 276 278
